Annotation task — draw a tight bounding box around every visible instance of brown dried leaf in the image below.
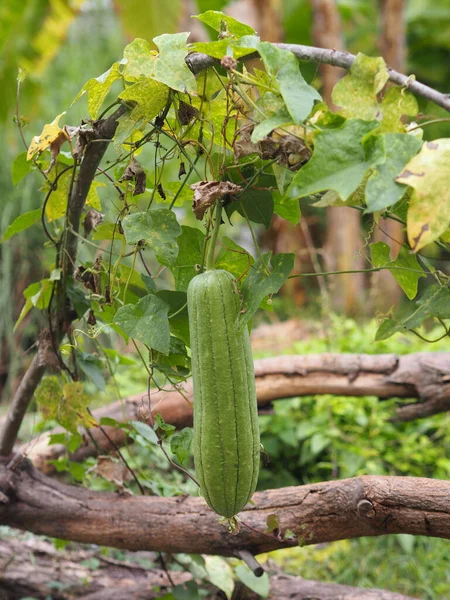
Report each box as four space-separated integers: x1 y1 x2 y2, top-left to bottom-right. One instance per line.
119 156 147 196
92 456 132 485
84 208 104 237
190 180 242 220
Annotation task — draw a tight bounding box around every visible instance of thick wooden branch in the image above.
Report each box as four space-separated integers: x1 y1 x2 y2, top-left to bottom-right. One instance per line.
24 352 450 473
0 535 417 600
0 106 127 460
187 45 450 111
1 460 450 559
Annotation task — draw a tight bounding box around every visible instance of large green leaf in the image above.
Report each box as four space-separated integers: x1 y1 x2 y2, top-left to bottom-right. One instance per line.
397 139 450 251
365 133 422 213
122 38 155 80
190 36 259 60
114 294 171 354
215 236 254 278
257 42 321 124
287 119 381 201
171 225 205 291
122 209 181 266
240 252 295 323
151 32 197 94
11 151 33 185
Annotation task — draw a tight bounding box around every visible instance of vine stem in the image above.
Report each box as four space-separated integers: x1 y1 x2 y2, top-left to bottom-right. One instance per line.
206 202 223 271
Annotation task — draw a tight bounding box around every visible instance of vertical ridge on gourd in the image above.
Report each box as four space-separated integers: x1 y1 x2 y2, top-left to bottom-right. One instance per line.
187 269 260 518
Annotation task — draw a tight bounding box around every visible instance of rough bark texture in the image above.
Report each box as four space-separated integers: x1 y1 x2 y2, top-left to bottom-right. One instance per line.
311 0 365 315
1 460 450 558
21 352 450 472
0 536 419 600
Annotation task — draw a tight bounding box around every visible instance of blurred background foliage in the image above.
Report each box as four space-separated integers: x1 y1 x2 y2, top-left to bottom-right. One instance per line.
1 1 450 598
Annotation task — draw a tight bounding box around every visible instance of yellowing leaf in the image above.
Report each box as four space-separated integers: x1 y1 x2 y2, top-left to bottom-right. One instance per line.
379 87 418 133
119 77 169 121
151 32 197 94
332 54 389 120
27 113 67 160
122 38 157 80
397 139 450 251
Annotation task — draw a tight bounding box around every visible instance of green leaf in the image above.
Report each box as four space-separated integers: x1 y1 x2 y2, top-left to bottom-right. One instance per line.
370 241 391 268
15 278 52 330
154 413 176 438
235 565 270 598
1 208 41 243
114 294 171 353
287 119 381 201
150 33 197 94
215 236 254 279
251 111 292 143
273 191 301 225
73 62 122 119
190 35 259 60
265 513 279 533
240 252 294 323
365 133 422 213
45 168 71 222
193 10 255 37
375 285 450 340
231 187 274 229
11 151 33 185
158 290 189 346
389 247 426 300
257 42 321 124
131 420 158 445
122 38 156 80
204 556 235 599
171 226 205 291
397 139 450 251
332 53 389 120
122 209 181 266
370 242 425 299
119 77 169 121
76 352 105 391
170 428 193 466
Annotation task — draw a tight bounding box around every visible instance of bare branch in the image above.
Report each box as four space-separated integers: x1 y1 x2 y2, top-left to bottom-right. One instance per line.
23 352 450 472
187 46 450 111
1 460 450 560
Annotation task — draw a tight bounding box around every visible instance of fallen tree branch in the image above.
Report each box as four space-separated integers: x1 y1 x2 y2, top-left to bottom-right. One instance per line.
1 460 450 558
187 45 450 111
23 352 450 473
0 533 418 600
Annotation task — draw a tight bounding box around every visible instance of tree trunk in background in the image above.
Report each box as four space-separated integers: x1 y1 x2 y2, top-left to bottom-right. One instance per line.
311 0 366 315
371 0 406 311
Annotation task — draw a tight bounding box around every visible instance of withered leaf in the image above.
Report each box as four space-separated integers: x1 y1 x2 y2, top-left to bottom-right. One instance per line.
91 455 132 486
84 208 104 237
119 156 147 196
190 180 242 220
177 100 199 125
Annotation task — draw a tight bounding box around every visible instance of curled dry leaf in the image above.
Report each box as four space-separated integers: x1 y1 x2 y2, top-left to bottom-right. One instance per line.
234 125 310 170
88 455 132 487
119 156 147 196
84 208 105 237
190 180 243 220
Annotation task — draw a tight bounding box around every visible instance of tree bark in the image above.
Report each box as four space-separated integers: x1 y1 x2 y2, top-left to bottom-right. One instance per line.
22 352 450 473
1 460 450 559
0 535 418 600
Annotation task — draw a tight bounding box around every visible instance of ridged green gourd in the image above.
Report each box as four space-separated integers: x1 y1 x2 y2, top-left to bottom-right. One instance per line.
187 269 260 518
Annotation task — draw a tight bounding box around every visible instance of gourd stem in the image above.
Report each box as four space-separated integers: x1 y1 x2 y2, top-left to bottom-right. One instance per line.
206 201 223 271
